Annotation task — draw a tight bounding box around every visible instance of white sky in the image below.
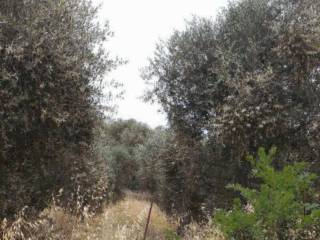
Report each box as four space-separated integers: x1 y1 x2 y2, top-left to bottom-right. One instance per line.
95 0 228 128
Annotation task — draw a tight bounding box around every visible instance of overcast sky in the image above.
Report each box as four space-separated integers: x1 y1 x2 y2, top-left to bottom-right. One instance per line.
95 0 228 128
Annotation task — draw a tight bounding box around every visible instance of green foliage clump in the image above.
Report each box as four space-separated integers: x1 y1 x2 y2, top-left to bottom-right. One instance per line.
94 119 152 193
165 229 181 240
215 147 320 240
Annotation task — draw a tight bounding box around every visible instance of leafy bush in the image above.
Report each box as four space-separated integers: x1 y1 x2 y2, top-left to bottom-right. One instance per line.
215 147 320 240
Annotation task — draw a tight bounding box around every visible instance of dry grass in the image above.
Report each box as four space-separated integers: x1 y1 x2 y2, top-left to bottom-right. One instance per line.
181 221 225 240
1 192 224 240
99 192 174 240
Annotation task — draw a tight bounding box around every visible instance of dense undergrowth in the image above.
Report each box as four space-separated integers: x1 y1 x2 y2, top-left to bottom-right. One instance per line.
0 192 224 240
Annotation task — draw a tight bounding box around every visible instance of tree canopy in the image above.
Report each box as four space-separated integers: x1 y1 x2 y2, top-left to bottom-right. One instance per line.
143 0 320 217
0 0 120 218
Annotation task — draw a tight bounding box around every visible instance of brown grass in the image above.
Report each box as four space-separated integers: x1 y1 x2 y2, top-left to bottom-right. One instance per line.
1 192 224 240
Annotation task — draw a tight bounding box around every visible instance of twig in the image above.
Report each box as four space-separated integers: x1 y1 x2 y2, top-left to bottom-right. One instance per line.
142 199 154 240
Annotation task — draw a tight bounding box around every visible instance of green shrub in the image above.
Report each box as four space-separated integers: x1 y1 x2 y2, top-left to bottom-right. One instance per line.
165 229 181 240
215 147 320 240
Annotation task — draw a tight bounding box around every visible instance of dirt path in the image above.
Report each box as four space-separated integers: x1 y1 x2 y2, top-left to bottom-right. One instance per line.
99 192 176 240
72 192 223 240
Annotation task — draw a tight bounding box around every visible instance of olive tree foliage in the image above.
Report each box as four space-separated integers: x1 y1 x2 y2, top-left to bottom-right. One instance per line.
212 0 320 172
143 0 320 213
143 17 226 137
134 128 203 218
0 0 120 218
95 119 152 193
135 127 169 193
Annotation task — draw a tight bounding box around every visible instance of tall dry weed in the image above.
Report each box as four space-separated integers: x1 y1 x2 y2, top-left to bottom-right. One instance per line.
0 193 224 240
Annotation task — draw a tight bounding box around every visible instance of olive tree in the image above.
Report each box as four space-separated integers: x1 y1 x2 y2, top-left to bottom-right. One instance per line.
0 0 120 218
144 0 320 215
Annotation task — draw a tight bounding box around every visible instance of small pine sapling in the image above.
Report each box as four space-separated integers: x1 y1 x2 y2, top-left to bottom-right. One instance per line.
215 147 320 240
